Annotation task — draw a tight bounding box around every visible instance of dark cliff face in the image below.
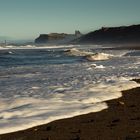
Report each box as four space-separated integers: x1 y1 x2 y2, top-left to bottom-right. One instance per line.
35 33 68 44
76 24 140 44
35 34 49 44
35 31 82 44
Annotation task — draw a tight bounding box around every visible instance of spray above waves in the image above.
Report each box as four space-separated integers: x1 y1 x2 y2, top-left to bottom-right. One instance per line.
64 48 93 56
86 53 113 61
65 48 114 61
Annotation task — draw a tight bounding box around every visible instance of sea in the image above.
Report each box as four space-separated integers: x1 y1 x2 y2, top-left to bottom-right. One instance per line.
0 44 140 134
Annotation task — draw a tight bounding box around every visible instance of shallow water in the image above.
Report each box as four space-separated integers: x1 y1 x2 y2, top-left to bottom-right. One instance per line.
0 45 140 134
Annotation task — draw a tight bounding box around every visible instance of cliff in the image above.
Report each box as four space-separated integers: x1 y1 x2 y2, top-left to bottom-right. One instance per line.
75 24 140 44
35 31 82 44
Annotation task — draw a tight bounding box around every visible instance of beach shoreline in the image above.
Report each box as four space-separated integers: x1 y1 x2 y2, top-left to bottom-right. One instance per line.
0 79 140 140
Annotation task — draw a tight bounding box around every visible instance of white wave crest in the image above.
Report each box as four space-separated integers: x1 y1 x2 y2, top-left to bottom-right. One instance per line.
65 48 93 56
86 53 113 61
0 45 78 50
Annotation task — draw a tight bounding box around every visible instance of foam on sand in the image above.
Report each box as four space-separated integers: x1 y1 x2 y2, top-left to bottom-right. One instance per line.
0 77 139 134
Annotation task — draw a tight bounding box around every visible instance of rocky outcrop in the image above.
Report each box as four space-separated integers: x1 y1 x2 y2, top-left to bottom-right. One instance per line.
35 34 48 44
75 30 82 37
35 31 82 44
35 33 68 44
74 24 140 44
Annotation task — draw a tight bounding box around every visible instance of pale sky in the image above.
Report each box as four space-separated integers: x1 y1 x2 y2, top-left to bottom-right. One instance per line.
0 0 140 40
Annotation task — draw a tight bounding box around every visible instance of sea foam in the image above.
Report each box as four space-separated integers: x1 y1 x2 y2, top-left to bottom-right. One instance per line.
86 53 113 61
0 77 139 134
0 45 140 134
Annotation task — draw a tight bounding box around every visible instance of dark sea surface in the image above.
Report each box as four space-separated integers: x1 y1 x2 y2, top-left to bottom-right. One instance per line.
0 49 84 67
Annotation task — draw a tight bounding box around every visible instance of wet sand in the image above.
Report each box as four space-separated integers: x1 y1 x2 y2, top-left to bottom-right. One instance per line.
0 79 140 140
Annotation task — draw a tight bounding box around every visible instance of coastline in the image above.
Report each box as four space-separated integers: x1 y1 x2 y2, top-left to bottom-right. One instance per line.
0 79 140 140
102 44 140 50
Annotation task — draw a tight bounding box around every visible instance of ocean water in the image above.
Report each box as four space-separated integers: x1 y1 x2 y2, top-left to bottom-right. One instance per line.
0 45 140 134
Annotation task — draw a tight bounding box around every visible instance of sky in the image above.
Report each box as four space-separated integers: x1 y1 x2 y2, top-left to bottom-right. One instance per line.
0 0 140 40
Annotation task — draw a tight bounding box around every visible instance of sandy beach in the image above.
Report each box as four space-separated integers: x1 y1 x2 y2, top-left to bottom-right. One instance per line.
0 79 139 140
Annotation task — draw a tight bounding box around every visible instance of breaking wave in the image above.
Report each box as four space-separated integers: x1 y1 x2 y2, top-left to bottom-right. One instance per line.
0 45 140 134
